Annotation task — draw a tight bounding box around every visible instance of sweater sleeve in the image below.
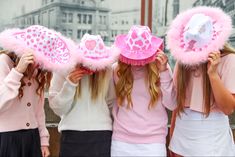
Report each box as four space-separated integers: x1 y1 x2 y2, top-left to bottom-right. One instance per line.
0 55 23 113
105 69 116 110
36 94 50 146
160 64 177 111
48 72 77 117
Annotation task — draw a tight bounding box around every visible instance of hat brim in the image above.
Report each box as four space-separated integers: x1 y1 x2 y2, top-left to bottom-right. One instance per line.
167 6 232 66
80 45 121 71
115 34 164 65
0 26 80 73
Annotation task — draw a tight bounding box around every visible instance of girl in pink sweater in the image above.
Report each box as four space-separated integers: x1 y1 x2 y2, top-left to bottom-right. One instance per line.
167 7 235 156
111 25 176 156
0 50 51 157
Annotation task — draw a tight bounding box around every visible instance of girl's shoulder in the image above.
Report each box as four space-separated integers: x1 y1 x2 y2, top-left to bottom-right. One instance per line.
220 53 235 68
0 53 14 67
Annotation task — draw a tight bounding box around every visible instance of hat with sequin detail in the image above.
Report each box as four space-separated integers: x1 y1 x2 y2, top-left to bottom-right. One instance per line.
167 6 232 65
77 34 120 71
0 25 79 72
115 25 164 65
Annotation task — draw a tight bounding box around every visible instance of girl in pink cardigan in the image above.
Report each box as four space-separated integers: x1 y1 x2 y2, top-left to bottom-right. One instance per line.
0 50 51 157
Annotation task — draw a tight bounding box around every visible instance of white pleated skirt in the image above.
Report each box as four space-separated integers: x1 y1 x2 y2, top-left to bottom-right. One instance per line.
169 109 235 156
111 140 166 157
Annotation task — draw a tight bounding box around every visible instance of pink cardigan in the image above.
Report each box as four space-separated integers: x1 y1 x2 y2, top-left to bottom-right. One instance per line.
0 54 49 146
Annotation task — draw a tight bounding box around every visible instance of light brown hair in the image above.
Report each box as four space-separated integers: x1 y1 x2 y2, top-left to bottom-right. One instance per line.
75 69 110 101
176 43 235 116
115 61 161 109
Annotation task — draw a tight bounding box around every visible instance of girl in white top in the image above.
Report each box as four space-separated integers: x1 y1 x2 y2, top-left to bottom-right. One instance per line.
167 7 235 156
49 34 119 157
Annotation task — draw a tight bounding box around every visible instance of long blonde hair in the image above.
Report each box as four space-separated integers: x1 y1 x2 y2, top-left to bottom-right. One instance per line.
75 69 110 101
176 43 235 116
0 50 52 98
115 61 161 109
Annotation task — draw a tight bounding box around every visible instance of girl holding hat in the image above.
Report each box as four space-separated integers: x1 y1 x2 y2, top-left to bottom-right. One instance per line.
111 25 176 156
168 7 235 156
0 25 63 157
49 34 119 157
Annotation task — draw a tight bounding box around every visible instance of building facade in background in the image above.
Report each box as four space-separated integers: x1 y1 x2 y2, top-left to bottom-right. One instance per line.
110 9 140 42
153 0 195 38
13 0 110 42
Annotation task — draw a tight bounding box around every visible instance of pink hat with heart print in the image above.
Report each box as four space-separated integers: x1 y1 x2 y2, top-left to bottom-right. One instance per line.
0 25 79 72
115 25 164 65
77 34 120 71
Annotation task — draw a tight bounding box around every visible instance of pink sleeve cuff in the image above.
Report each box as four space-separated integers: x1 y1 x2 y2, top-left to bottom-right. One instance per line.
40 136 50 146
160 69 172 83
4 68 24 82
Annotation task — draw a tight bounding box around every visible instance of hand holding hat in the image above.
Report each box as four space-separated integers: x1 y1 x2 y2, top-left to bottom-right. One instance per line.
156 50 168 72
15 51 34 73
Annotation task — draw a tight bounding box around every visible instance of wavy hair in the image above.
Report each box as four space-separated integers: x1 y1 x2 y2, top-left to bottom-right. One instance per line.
0 50 52 98
176 43 235 116
115 61 161 109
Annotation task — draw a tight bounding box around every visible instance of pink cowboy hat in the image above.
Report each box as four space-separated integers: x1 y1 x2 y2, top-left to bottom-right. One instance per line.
0 25 79 72
167 6 232 66
115 25 164 65
77 34 120 71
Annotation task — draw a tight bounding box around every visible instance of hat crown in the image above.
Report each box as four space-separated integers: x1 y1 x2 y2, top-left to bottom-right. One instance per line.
79 34 108 58
183 13 213 50
126 25 152 51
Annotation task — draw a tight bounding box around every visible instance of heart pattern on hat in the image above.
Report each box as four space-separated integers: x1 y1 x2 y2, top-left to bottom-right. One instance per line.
13 25 70 65
79 34 109 59
125 26 152 52
76 33 120 71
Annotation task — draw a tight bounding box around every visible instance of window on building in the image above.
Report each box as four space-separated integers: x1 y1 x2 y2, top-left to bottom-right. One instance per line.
83 14 87 24
68 29 73 37
122 20 124 24
62 12 67 23
133 19 137 24
81 1 85 5
21 19 25 25
173 0 179 18
88 30 92 34
51 0 54 2
88 15 92 24
103 16 106 24
68 13 73 23
126 21 128 24
233 17 235 26
77 14 81 23
32 17 35 24
82 30 86 36
62 29 67 36
27 17 30 25
99 15 102 24
77 29 81 39
38 16 40 24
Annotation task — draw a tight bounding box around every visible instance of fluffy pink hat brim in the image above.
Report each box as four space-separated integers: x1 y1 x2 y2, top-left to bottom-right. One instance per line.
81 45 121 71
0 28 80 74
167 6 232 66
